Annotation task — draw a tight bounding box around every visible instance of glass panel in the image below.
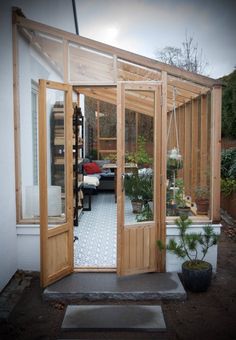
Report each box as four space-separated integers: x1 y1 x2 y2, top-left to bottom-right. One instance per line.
19 28 64 79
18 26 64 222
68 42 114 83
166 93 211 218
124 90 155 225
46 89 66 222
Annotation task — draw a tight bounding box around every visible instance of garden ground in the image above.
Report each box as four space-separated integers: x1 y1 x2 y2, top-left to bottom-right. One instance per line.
0 219 236 340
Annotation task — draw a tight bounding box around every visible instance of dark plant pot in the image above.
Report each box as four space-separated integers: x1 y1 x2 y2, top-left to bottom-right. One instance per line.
182 260 212 292
177 207 191 217
131 200 143 213
195 198 209 215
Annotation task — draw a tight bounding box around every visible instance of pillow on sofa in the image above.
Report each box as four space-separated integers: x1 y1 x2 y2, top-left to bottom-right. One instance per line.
83 162 101 174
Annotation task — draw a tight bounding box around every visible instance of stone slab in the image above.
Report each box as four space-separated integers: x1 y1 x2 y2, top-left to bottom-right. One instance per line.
43 272 186 301
61 305 166 331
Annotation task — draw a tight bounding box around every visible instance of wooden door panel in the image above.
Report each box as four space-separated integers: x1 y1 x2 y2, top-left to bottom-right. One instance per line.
121 225 156 275
39 80 73 287
117 81 163 276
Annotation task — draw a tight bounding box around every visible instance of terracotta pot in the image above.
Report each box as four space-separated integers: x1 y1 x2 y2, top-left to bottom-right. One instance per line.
195 198 209 215
182 260 212 292
131 200 143 213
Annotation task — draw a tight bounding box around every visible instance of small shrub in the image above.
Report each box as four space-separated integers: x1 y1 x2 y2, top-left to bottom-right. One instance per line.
221 148 236 179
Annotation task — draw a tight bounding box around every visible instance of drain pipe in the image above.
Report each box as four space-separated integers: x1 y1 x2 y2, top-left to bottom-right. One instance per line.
72 0 79 35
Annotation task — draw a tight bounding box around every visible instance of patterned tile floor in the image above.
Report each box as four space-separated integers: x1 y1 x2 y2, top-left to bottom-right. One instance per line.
74 192 137 268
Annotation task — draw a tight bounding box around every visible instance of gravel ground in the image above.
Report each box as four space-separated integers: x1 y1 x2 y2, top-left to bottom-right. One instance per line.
0 220 236 340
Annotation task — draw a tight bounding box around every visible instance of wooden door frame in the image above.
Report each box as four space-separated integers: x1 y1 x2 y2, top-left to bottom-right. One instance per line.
39 79 74 287
116 81 166 275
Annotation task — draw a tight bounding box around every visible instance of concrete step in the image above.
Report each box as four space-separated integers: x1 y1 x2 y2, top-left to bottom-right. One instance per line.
43 272 186 301
61 305 166 331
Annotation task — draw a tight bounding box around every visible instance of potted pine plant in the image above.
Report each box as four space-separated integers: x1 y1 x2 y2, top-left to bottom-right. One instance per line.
157 215 219 292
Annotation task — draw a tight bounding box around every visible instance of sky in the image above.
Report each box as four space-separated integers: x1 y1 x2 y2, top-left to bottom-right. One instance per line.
75 0 236 78
5 0 236 79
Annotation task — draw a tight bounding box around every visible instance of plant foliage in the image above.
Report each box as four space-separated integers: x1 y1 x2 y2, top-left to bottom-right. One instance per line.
126 136 152 166
221 70 236 139
221 148 236 179
157 215 219 265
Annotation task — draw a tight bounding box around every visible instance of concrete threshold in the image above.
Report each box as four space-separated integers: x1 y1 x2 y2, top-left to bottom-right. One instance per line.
43 272 186 301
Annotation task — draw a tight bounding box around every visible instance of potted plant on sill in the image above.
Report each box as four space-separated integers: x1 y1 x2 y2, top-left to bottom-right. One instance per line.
157 215 219 292
136 174 153 221
195 186 209 215
125 135 152 168
124 173 144 213
175 178 191 216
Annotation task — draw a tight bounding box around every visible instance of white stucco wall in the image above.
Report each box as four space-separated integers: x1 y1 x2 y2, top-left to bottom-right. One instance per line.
0 0 76 291
0 5 18 291
16 223 221 273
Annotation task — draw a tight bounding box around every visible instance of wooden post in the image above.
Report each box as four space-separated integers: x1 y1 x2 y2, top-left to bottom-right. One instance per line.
210 85 222 222
191 98 199 200
159 71 168 272
12 17 22 222
200 94 208 188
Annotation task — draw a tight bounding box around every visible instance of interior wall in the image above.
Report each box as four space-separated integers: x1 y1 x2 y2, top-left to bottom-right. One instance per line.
0 4 17 291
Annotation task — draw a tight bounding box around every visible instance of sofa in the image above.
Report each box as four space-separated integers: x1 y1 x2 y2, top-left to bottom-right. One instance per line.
81 159 115 191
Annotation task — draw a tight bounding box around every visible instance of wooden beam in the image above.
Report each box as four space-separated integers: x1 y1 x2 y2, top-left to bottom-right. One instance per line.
184 102 192 195
12 17 22 222
159 71 168 272
200 94 208 188
210 85 222 222
191 98 199 200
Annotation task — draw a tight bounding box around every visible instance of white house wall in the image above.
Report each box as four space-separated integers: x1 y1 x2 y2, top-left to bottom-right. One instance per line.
0 0 76 291
0 4 18 291
18 33 64 218
16 223 221 273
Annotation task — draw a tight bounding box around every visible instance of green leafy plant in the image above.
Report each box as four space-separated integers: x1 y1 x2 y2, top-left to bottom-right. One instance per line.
175 178 189 208
136 204 153 222
124 173 144 201
221 148 236 179
124 173 153 202
157 215 219 269
126 136 152 167
221 178 236 197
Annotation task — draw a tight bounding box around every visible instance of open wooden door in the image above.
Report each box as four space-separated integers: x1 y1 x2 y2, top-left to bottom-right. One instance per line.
117 81 165 276
39 80 74 287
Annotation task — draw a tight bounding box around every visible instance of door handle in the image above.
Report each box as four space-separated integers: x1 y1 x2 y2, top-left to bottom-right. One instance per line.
121 173 126 192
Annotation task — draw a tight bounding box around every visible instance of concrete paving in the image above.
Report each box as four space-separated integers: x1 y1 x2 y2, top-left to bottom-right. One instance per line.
43 272 186 301
61 305 166 331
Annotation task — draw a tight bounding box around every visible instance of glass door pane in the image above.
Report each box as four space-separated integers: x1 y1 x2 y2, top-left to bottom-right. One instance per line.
123 90 155 225
46 88 66 223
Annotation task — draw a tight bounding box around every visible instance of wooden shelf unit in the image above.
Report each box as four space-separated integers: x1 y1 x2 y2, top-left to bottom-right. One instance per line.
51 102 84 226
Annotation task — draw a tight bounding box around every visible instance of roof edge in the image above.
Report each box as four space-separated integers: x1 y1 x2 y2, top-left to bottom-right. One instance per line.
13 8 221 88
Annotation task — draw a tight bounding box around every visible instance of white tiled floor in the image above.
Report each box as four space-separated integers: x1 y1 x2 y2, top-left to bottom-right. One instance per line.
74 192 138 268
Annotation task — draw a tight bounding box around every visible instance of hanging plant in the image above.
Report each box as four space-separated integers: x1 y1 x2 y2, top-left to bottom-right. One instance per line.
167 147 183 170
